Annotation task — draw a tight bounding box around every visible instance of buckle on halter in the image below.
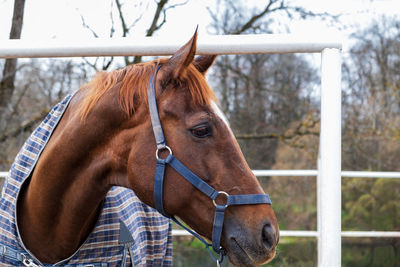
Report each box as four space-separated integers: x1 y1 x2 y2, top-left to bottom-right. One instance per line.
155 145 172 160
212 191 229 208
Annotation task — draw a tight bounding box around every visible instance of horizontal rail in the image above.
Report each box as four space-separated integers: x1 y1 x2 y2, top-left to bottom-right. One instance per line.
278 230 319 237
341 171 400 178
172 230 319 237
252 170 400 178
1 170 400 179
342 231 400 238
172 230 400 238
0 34 342 59
253 170 318 176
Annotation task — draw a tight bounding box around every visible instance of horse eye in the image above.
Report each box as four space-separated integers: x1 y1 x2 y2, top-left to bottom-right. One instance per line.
190 125 212 138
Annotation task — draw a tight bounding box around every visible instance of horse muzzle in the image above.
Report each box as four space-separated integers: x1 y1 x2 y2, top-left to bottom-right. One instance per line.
224 218 279 267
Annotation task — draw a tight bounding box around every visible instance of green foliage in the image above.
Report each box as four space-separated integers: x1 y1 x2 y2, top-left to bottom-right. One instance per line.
269 238 317 267
342 239 400 267
173 237 400 266
343 178 400 231
173 237 317 267
260 176 317 231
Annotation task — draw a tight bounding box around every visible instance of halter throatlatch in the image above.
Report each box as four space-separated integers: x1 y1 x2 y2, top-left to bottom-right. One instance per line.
148 65 272 265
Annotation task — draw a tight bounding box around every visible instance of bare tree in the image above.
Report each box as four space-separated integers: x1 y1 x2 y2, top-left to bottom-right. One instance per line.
0 58 87 169
0 0 26 121
342 16 400 172
207 0 319 169
80 0 189 71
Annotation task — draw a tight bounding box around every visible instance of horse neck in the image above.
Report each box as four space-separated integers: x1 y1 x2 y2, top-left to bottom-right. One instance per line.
17 88 144 263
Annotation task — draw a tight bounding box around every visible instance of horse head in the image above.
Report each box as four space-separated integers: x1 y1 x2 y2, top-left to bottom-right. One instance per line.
122 32 279 266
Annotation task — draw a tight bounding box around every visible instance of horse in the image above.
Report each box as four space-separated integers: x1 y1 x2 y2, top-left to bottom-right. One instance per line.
0 30 278 267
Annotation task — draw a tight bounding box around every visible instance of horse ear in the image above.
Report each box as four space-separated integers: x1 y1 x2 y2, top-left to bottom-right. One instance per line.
193 55 217 75
165 28 198 79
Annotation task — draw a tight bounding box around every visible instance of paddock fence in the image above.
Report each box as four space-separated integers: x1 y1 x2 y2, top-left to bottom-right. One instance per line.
1 33 399 266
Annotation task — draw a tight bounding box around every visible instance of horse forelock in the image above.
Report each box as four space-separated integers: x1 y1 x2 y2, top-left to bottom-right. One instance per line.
78 59 216 120
174 63 217 108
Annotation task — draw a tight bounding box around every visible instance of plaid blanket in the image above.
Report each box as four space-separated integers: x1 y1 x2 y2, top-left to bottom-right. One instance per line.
0 94 172 266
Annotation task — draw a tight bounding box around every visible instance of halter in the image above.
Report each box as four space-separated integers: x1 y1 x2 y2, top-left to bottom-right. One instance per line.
148 65 272 265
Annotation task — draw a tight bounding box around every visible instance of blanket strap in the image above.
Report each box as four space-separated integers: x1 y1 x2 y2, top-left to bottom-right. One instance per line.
0 244 108 267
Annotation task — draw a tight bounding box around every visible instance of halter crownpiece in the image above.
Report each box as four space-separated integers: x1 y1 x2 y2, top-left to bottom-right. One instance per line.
148 64 272 265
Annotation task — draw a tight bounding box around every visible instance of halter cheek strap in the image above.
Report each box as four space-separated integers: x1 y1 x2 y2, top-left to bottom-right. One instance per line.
147 65 167 150
147 65 272 265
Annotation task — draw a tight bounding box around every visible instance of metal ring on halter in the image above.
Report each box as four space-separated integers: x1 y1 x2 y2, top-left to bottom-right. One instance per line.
155 145 172 160
212 191 229 208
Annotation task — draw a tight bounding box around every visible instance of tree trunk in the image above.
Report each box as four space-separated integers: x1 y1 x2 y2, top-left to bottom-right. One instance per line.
0 0 26 115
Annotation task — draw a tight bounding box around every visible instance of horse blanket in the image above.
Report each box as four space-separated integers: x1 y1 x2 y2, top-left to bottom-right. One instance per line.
0 94 172 266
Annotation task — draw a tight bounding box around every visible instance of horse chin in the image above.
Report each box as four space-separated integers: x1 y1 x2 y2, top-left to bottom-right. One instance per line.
224 238 276 267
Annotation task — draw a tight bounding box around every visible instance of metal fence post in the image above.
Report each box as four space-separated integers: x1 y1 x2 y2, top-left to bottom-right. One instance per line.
318 48 342 267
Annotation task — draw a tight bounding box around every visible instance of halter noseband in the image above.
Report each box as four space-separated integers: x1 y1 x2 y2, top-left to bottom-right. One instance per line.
148 65 272 265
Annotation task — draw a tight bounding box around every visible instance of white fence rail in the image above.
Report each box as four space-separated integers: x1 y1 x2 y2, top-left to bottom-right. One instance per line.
172 229 400 238
253 169 400 178
0 34 341 58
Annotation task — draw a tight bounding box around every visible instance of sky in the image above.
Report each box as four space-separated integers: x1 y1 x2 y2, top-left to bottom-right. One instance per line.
1 0 400 52
0 0 213 40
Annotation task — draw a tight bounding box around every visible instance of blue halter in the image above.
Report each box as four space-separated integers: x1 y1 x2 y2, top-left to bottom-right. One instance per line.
148 65 272 265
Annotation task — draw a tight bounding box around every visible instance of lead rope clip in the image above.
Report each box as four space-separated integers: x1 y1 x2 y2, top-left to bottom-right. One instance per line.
22 254 40 267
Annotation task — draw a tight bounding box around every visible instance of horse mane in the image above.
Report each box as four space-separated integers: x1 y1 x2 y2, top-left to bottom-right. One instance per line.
79 59 216 119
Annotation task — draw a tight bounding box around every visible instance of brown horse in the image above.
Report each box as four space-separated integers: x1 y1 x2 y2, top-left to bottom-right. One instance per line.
16 32 278 266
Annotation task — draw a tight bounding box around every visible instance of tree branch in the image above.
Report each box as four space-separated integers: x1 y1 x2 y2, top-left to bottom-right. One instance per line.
102 57 114 70
235 117 319 140
79 14 99 38
81 57 99 72
109 0 116 37
133 0 169 64
146 0 169 36
232 0 278 34
115 0 129 37
0 110 49 143
128 3 147 29
235 130 319 140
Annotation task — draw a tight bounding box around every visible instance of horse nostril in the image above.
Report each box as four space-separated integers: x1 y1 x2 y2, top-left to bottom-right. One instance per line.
262 222 276 250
